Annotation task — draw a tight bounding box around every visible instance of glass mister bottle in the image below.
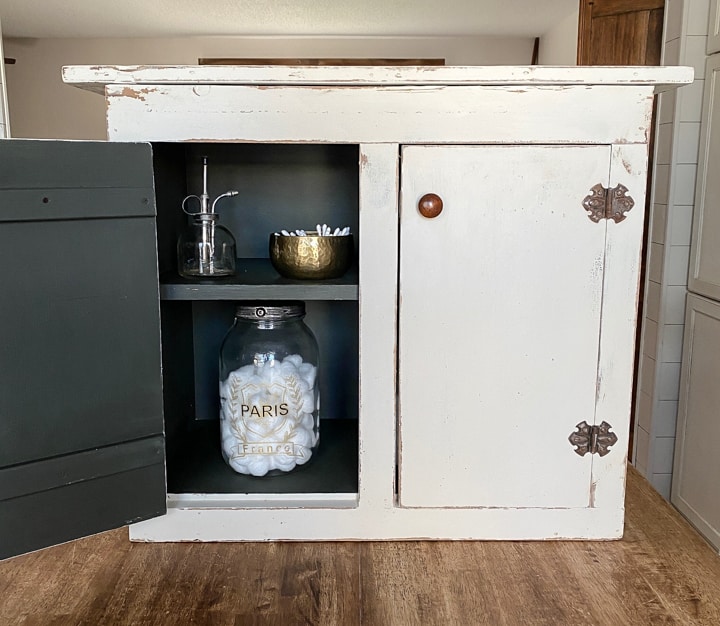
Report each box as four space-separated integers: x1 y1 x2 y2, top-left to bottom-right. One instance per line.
177 156 239 278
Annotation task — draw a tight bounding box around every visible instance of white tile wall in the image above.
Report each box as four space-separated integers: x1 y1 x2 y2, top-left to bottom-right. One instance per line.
652 203 668 243
658 90 677 124
670 204 694 243
634 0 707 495
666 245 691 284
652 437 677 473
672 164 697 204
687 35 711 74
679 77 706 120
665 0 685 41
651 473 673 498
646 280 662 322
655 400 680 436
643 318 660 358
661 324 685 362
635 427 650 474
664 285 688 323
675 121 701 163
658 362 682 401
641 354 657 400
657 122 674 164
649 242 665 283
665 38 682 66
653 163 671 203
686 0 711 36
637 392 653 432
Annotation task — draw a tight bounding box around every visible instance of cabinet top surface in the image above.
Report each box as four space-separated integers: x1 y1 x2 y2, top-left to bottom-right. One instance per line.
63 64 693 95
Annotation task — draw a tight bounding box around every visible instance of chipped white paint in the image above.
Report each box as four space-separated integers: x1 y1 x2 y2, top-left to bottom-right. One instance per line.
591 144 648 513
100 83 658 146
65 65 693 541
62 64 694 95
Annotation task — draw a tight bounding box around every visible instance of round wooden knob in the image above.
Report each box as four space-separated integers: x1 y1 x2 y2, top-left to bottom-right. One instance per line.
418 193 443 218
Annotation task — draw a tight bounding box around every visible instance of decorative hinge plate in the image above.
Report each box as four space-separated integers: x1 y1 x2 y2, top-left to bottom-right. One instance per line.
582 183 635 223
568 421 618 457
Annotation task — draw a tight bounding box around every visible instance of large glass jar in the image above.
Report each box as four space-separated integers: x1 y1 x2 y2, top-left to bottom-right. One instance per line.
219 303 320 476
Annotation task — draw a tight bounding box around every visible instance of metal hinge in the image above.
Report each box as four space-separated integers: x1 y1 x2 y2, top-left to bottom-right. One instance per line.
568 421 618 457
582 183 635 223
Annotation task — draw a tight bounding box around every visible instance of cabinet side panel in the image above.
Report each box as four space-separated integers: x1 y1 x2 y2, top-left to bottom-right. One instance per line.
591 143 648 514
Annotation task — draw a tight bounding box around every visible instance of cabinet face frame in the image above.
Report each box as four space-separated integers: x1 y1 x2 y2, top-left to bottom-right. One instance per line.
59 66 688 540
129 141 649 541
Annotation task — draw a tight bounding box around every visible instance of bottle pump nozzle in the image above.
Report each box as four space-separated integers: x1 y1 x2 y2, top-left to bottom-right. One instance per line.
182 156 238 218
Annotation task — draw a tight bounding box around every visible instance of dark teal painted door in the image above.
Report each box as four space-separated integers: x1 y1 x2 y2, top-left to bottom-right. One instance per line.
0 140 166 560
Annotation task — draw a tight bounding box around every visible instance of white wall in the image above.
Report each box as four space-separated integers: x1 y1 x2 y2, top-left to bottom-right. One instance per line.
4 35 535 139
538 5 579 65
633 0 709 498
0 16 9 137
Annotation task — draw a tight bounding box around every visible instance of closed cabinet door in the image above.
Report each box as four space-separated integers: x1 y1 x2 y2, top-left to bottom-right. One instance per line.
398 145 613 509
689 54 720 300
671 294 720 551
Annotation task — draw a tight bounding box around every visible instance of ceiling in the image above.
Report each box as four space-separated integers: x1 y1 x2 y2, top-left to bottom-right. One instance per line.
0 0 578 39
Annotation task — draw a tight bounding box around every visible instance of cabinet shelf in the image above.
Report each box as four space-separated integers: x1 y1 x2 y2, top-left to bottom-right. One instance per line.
160 258 358 301
166 418 358 495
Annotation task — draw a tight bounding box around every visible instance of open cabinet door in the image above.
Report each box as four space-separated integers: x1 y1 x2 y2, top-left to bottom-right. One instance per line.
0 140 166 560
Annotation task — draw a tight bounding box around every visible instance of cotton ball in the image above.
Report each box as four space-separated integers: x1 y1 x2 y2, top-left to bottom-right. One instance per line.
228 456 250 474
300 390 315 414
289 425 314 449
220 427 236 446
243 427 266 443
283 354 303 369
299 362 317 388
220 401 236 423
294 446 312 466
227 364 255 386
247 456 270 477
273 455 297 473
300 412 315 431
221 433 239 456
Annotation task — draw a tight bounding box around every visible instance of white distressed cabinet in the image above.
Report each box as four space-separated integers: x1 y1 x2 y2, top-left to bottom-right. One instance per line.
58 65 692 542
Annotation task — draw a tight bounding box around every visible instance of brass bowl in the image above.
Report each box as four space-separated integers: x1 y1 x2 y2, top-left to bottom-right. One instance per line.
269 232 354 280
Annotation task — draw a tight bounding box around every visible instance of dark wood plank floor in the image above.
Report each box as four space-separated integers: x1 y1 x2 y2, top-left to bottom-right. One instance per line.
1 466 719 625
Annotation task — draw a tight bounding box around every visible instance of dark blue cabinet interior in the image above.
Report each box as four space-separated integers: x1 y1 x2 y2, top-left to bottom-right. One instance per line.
153 142 360 496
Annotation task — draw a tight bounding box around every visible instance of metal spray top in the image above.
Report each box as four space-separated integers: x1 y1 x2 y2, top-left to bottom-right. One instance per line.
182 156 239 221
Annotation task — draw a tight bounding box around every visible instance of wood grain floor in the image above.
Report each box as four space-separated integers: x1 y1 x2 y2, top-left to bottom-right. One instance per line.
1 466 719 625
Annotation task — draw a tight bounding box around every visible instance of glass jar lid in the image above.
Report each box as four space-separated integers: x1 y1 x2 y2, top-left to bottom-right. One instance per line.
235 302 305 321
